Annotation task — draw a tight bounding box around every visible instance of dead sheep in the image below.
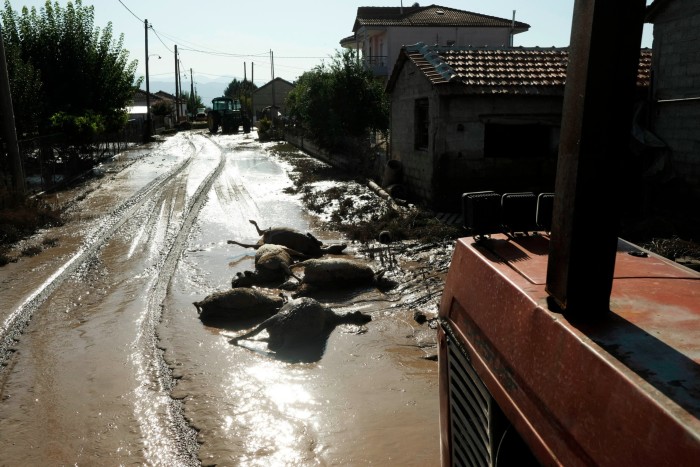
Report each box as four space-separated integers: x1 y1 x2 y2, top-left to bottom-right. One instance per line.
287 257 393 297
231 243 307 288
227 219 347 257
254 243 306 280
291 257 384 285
230 296 371 352
193 287 285 323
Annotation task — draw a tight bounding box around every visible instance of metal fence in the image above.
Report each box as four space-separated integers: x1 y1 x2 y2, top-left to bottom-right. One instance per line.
1 119 144 206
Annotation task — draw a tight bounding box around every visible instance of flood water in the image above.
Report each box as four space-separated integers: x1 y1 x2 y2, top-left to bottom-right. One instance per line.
0 130 440 466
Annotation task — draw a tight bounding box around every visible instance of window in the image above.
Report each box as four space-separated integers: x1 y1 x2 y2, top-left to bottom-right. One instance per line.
414 98 429 149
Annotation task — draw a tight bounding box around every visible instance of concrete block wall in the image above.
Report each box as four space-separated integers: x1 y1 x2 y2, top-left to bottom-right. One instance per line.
651 0 700 196
388 62 437 206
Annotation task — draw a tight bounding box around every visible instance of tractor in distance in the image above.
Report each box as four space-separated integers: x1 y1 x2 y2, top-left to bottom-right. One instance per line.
207 96 251 134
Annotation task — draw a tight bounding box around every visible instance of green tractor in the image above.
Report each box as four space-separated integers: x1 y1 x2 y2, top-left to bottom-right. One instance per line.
207 97 251 134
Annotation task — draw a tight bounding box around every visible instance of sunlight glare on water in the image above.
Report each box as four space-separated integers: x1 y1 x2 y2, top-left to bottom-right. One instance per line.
223 355 320 465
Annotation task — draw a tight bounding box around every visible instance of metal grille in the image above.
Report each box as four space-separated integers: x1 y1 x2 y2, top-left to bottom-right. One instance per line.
446 333 494 467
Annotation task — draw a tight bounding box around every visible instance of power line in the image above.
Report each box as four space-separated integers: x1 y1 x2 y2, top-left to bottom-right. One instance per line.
118 2 327 64
178 47 267 59
151 28 173 54
117 0 142 23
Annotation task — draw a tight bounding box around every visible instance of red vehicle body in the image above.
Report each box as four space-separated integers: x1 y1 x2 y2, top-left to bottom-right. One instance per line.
438 2 700 464
438 233 700 465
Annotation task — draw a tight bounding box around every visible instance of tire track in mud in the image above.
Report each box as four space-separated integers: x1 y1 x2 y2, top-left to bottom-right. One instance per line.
131 135 229 466
0 136 196 369
213 152 261 223
0 133 229 465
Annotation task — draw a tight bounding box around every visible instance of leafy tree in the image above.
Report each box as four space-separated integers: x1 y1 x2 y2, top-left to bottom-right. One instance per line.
179 90 204 116
223 78 256 100
151 100 174 117
50 110 105 141
223 78 256 116
2 43 42 136
286 49 389 152
0 0 140 137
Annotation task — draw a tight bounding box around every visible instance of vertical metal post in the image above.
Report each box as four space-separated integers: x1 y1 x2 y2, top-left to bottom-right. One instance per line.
545 0 647 316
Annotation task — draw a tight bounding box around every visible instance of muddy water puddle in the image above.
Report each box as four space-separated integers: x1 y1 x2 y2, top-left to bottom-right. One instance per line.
0 131 441 466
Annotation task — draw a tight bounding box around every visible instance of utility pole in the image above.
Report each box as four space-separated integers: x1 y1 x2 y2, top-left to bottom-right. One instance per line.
270 50 276 110
251 62 255 123
0 23 24 198
174 44 180 122
144 19 152 142
242 62 246 112
190 68 194 116
270 50 276 129
178 60 183 115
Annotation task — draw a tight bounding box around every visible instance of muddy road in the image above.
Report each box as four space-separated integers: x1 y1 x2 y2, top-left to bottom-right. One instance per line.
0 130 444 466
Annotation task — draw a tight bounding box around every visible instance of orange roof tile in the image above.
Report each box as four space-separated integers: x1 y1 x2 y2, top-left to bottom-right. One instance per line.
396 43 651 95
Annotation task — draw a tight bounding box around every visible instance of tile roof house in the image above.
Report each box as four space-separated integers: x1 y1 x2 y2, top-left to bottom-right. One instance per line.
645 0 700 201
340 5 529 80
128 89 162 120
385 42 652 209
154 91 187 122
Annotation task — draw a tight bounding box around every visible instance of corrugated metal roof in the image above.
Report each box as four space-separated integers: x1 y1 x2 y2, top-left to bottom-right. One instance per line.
353 5 529 32
396 43 651 95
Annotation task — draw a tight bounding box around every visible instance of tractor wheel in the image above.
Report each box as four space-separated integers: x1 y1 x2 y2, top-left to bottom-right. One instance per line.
208 114 219 134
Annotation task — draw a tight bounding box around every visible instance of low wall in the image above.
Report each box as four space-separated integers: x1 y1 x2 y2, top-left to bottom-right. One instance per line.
284 132 388 183
284 133 354 172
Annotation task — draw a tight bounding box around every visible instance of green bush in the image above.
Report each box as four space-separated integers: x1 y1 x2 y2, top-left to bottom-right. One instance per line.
285 49 389 152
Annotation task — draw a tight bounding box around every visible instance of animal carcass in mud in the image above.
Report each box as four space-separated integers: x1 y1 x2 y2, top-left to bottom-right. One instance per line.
227 219 347 257
287 257 391 295
193 287 285 323
231 243 306 287
230 297 371 354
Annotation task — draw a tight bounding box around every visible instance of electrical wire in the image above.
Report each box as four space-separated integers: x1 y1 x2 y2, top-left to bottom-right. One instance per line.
151 28 173 54
117 0 142 23
117 0 319 83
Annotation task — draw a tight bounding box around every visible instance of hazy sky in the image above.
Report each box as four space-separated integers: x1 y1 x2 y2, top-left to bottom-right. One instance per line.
8 0 654 102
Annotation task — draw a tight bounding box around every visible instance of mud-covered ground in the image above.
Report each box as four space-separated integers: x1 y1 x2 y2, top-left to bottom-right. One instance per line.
2 129 699 467
266 142 464 341
0 131 455 466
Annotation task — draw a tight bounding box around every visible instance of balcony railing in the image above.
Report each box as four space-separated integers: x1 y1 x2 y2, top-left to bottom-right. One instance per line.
363 55 389 76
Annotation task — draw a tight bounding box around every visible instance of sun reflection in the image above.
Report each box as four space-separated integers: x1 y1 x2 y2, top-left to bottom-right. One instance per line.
218 358 321 464
246 362 318 416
